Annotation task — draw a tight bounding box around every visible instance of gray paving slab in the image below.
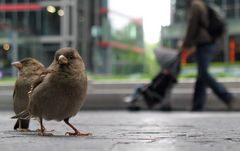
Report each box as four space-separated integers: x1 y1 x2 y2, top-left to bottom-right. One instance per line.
1 111 240 151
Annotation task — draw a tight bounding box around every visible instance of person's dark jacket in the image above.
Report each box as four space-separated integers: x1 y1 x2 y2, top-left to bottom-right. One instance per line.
183 0 213 47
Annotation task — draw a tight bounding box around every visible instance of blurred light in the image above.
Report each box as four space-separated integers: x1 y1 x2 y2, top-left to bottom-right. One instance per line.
58 9 64 16
91 26 101 37
46 5 56 13
2 43 10 51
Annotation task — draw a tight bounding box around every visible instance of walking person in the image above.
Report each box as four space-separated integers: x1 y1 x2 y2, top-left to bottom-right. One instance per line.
182 0 235 111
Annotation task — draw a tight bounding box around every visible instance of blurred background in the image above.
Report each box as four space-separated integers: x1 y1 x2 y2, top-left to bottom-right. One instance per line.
0 0 147 77
0 0 240 110
0 0 239 79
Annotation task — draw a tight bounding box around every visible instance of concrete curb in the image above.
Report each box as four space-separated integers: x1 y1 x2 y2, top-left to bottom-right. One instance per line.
1 80 240 110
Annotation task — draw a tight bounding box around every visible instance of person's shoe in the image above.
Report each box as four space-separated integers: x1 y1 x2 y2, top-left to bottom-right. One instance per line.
127 105 141 111
226 95 238 111
190 108 203 112
159 105 172 111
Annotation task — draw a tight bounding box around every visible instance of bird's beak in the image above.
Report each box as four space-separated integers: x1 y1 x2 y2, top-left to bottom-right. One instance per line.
58 55 68 65
11 61 23 69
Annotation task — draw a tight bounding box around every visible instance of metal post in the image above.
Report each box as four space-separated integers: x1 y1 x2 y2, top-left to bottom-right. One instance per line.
60 0 68 48
13 0 18 26
60 0 65 48
93 0 100 73
12 32 18 77
100 0 111 74
104 18 112 75
222 0 228 65
170 0 175 24
72 0 78 49
223 33 229 65
235 0 239 18
25 0 30 27
2 0 6 22
106 47 112 75
37 0 42 35
77 0 91 71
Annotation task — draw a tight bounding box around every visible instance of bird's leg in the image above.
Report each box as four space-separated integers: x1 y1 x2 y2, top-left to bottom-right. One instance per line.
35 118 54 133
37 118 53 136
64 118 91 136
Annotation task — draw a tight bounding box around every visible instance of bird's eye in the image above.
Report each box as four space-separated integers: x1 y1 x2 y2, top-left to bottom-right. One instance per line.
69 55 73 59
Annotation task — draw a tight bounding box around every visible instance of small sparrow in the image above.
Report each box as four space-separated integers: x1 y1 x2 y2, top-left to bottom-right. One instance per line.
12 58 45 131
12 48 90 136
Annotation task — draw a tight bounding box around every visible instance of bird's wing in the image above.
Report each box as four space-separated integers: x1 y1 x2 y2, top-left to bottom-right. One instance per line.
28 69 55 95
11 110 31 120
13 119 30 130
13 85 16 98
12 80 19 99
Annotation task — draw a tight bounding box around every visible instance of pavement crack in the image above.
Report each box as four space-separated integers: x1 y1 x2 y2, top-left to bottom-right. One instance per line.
224 138 240 142
1 135 24 138
127 131 167 135
108 141 141 151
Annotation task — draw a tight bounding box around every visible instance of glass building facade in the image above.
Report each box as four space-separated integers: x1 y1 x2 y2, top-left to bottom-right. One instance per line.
0 0 78 76
171 0 240 23
163 0 240 63
0 0 144 77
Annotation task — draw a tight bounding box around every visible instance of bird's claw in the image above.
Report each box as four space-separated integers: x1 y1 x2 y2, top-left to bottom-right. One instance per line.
16 128 31 132
65 131 92 136
37 127 54 136
38 131 53 136
36 128 54 133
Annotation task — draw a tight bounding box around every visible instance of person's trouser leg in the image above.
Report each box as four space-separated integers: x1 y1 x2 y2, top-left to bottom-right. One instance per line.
192 76 207 111
192 45 210 111
204 72 233 104
192 44 233 110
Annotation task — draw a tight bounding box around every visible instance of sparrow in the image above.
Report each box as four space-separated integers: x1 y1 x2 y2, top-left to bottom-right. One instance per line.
12 58 45 131
12 48 90 136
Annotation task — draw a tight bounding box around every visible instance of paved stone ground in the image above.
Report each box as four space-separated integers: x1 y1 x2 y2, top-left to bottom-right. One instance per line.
1 111 240 151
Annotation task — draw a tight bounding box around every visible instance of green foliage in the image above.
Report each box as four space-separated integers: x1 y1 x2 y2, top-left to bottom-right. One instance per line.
143 43 161 77
0 77 16 85
111 21 144 48
110 21 145 74
111 49 144 74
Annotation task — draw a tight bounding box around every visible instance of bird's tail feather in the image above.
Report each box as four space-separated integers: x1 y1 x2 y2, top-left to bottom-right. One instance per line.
13 119 30 130
11 110 31 120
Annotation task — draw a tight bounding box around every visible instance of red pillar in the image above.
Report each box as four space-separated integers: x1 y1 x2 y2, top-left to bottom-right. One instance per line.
229 40 236 64
181 48 188 65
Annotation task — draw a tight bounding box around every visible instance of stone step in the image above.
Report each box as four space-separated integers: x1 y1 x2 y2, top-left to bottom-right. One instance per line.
1 80 240 111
